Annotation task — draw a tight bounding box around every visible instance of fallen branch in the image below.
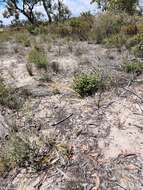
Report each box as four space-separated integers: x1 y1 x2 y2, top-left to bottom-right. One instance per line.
51 113 73 126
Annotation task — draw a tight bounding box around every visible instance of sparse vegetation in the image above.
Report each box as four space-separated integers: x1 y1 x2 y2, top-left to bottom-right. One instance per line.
1 1 143 189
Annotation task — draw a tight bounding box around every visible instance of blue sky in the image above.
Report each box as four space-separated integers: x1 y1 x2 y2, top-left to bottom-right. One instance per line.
0 0 143 24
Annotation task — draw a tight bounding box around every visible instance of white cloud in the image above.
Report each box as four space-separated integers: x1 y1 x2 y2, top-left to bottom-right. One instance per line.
64 0 96 15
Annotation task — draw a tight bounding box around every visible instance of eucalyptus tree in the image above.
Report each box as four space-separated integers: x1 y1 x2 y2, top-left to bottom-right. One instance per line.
3 0 41 24
41 0 71 22
91 0 139 14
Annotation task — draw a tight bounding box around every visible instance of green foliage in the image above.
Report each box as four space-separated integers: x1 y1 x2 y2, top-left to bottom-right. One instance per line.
122 61 143 75
110 0 138 15
91 0 138 15
28 48 48 70
16 33 31 47
73 73 105 97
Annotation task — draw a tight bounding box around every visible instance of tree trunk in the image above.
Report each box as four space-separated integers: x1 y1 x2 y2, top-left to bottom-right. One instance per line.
42 0 52 23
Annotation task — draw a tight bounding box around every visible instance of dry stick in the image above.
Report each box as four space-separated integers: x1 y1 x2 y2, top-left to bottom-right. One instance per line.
122 87 143 101
51 113 73 126
134 124 143 132
116 183 128 190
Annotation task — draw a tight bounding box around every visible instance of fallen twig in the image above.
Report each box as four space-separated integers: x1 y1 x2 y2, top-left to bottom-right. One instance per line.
51 113 73 126
57 168 70 180
134 124 143 132
122 87 143 101
116 183 128 190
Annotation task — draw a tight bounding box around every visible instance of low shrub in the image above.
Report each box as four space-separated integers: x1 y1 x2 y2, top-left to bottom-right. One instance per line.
28 48 48 70
73 73 105 97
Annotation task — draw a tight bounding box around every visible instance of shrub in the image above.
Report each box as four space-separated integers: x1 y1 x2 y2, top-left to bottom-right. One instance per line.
103 34 126 48
126 34 143 49
121 24 138 35
122 61 143 75
73 73 105 97
69 18 91 40
93 13 125 43
56 23 71 38
28 48 48 70
16 33 31 47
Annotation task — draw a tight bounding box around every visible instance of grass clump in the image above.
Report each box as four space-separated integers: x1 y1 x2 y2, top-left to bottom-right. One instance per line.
73 73 105 97
103 33 126 48
16 33 31 47
0 135 31 174
122 61 143 75
132 43 143 58
28 48 48 70
0 79 21 110
126 34 143 49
